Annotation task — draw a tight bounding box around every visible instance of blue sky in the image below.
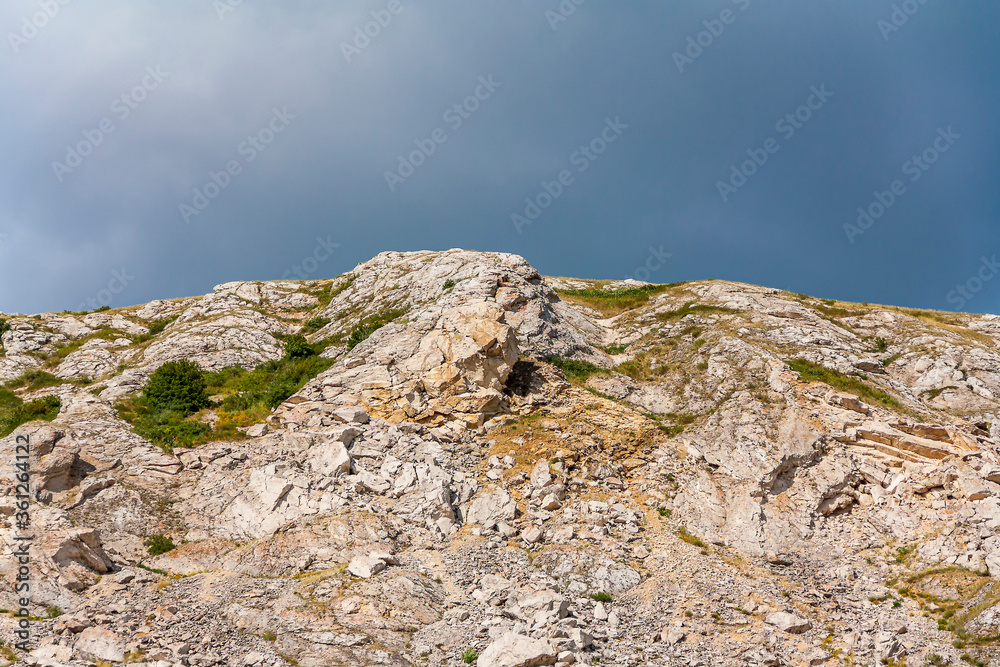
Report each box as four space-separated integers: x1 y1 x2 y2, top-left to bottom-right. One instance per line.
1 1 998 314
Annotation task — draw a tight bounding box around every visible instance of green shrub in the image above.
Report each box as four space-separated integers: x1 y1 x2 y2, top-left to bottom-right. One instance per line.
443 279 456 290
143 360 209 414
0 394 61 439
283 335 316 360
590 591 613 603
301 316 331 334
45 606 63 619
143 534 175 556
262 630 277 642
461 648 479 664
0 319 10 336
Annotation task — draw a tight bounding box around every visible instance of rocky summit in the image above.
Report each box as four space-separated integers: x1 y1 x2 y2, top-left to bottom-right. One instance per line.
4 250 1000 666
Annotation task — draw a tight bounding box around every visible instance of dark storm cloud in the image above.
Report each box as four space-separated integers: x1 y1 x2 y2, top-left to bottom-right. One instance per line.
0 0 997 314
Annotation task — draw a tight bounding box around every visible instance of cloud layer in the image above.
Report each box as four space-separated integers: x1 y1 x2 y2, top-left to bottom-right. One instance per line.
1 0 997 314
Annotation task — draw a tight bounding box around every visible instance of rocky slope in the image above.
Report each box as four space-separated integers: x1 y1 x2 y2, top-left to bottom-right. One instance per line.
3 249 1000 666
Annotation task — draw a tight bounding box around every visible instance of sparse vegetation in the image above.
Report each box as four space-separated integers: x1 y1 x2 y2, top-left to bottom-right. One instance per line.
657 302 740 322
45 606 62 619
4 370 65 392
461 647 479 664
555 284 679 317
443 279 456 290
922 386 958 401
300 316 331 334
590 591 613 603
262 630 278 642
133 315 179 344
0 391 61 439
882 353 903 367
143 534 175 556
677 526 708 550
347 307 408 350
787 358 900 409
542 356 606 382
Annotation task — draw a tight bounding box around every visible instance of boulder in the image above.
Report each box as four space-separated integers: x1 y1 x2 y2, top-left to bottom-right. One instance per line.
765 612 811 634
466 487 517 529
478 633 557 667
74 626 126 662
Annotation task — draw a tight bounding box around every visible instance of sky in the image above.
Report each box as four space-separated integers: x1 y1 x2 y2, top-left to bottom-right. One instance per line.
1 0 998 315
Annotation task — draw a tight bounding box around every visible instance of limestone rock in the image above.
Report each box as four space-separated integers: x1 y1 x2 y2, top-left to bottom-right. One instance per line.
766 612 812 634
478 633 557 667
74 626 126 662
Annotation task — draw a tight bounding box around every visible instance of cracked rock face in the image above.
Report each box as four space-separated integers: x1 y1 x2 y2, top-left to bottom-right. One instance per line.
6 249 1000 666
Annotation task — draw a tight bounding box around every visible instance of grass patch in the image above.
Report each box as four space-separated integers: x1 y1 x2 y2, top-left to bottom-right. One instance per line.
5 370 65 392
677 526 708 549
461 648 479 664
132 315 179 344
923 386 959 401
542 356 606 382
0 392 61 438
301 316 331 334
555 284 679 317
311 274 356 309
346 307 408 350
882 353 903 367
589 591 613 603
787 358 900 409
